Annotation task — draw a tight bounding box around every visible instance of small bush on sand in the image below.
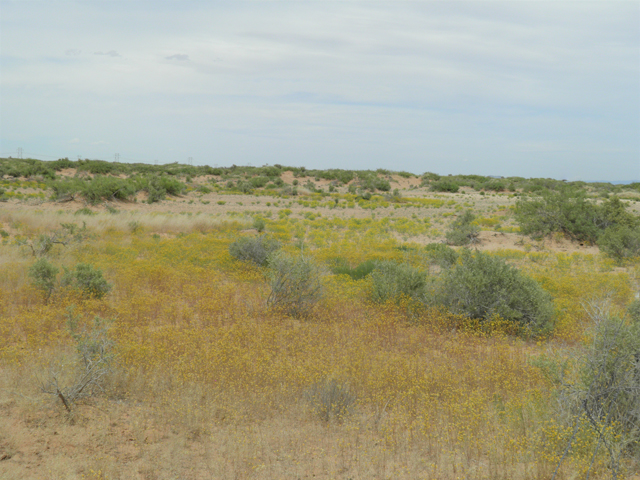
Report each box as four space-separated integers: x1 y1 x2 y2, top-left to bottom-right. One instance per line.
437 250 554 337
40 309 115 413
266 251 324 317
445 210 480 246
61 263 112 299
29 258 59 300
598 225 640 262
229 235 281 267
304 379 356 424
370 260 429 304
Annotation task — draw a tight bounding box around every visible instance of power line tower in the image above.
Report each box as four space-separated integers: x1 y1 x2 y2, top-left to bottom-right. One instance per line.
17 147 23 159
114 153 120 162
187 157 193 166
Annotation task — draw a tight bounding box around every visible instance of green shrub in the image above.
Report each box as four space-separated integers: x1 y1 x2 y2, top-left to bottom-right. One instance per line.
229 235 280 267
331 258 377 280
515 190 638 244
424 243 459 268
370 260 428 304
29 258 59 299
598 225 640 261
431 179 459 193
74 207 95 216
437 250 554 336
252 217 266 233
77 159 117 175
145 175 186 203
61 263 112 299
49 178 84 200
82 176 137 204
445 210 480 246
627 299 640 323
544 304 640 475
266 252 324 317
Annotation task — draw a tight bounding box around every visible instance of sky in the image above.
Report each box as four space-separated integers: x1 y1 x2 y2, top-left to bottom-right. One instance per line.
1 1 638 181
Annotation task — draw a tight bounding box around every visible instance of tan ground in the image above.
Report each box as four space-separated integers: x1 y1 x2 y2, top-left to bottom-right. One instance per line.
0 178 609 255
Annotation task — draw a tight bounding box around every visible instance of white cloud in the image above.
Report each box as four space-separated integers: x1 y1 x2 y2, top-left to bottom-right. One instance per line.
94 50 121 57
0 2 637 180
165 54 189 61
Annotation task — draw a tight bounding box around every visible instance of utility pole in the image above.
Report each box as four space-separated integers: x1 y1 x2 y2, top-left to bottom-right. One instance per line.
114 153 120 162
17 147 23 159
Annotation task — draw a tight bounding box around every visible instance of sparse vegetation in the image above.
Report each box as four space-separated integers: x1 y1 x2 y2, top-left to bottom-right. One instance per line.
266 251 324 317
229 234 280 266
445 209 480 246
1 158 640 478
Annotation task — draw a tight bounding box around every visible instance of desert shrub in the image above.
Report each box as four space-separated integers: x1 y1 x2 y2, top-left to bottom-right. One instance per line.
266 251 324 317
431 179 459 193
370 260 428 304
229 235 280 267
29 258 59 299
627 299 640 322
545 303 640 476
61 263 112 299
437 250 554 336
252 217 266 233
445 210 480 246
357 172 391 192
424 243 459 268
74 207 95 216
145 175 185 203
249 176 270 188
598 225 640 261
40 309 115 413
304 379 356 424
516 190 638 244
49 177 84 201
82 176 137 204
331 258 377 280
77 159 117 175
19 222 88 257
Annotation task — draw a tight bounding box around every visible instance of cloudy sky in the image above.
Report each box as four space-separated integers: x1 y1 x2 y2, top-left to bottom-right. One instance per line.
1 1 638 181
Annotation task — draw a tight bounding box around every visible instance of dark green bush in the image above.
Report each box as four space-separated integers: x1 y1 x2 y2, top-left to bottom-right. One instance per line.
430 179 459 193
49 178 84 200
424 243 459 268
331 258 377 280
598 225 640 261
370 260 429 304
515 190 638 244
77 160 117 175
29 258 59 299
445 210 480 246
82 176 137 204
229 235 281 266
252 217 266 233
249 176 270 188
61 263 112 299
437 250 554 336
